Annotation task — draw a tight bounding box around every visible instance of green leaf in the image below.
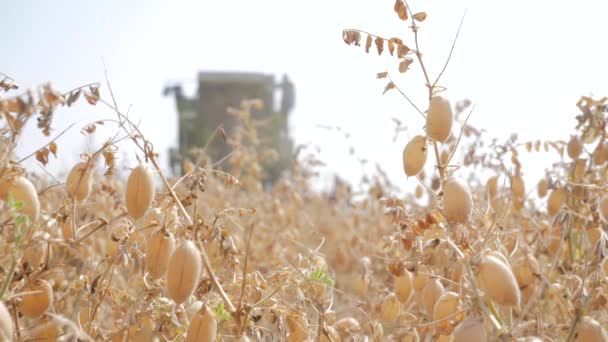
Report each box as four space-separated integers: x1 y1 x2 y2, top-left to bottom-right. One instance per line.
212 302 231 322
307 267 334 286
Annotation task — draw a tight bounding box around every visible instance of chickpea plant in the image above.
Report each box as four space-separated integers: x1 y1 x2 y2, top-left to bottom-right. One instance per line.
0 1 606 340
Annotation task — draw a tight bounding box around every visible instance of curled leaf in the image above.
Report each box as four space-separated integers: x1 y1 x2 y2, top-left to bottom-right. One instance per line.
48 142 57 157
398 58 414 73
413 12 427 22
383 82 396 95
377 72 389 79
375 37 384 55
394 0 408 21
365 35 373 53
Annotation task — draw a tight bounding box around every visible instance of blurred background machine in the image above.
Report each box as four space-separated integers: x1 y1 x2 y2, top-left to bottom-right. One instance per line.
164 71 295 182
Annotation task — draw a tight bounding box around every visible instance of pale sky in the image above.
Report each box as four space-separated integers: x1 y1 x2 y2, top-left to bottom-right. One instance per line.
3 0 608 190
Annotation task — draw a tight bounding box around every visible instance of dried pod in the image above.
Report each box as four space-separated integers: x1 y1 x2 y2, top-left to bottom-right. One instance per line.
394 271 414 302
0 176 40 222
61 217 74 241
593 142 608 165
287 310 309 341
452 317 486 342
599 195 608 223
572 158 587 180
577 316 608 342
433 291 460 322
29 319 62 341
478 254 520 307
567 135 583 159
126 164 155 220
0 302 13 341
413 272 428 293
426 96 453 142
65 161 92 201
487 176 498 199
22 239 46 270
186 301 204 320
422 278 444 316
354 275 368 297
166 241 202 304
402 135 427 177
442 178 472 224
537 178 548 198
187 305 217 342
512 256 537 288
547 188 566 216
18 279 53 319
381 292 401 323
511 175 525 199
333 317 361 338
146 229 176 280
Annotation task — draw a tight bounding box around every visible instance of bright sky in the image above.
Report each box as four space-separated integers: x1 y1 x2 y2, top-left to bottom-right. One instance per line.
4 0 608 190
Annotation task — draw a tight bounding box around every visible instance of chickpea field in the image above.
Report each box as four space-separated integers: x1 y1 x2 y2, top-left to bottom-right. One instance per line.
0 1 607 341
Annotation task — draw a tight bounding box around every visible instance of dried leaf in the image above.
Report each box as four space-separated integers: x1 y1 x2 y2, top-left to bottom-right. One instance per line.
365 35 373 53
394 0 408 21
397 44 410 58
398 58 414 73
35 148 49 165
81 124 97 135
66 90 81 107
383 82 396 95
343 30 354 45
375 37 384 55
388 41 395 56
353 31 362 46
377 72 389 79
413 12 427 22
49 142 57 157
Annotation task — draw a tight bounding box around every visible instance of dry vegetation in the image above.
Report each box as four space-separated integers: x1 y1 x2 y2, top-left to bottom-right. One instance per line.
0 1 607 341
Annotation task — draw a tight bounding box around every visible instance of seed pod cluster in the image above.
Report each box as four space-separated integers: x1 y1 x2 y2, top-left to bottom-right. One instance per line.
442 178 473 224
126 164 155 220
0 175 40 222
402 135 427 177
66 161 92 201
18 279 53 319
187 305 217 342
426 96 453 142
478 254 520 307
146 228 176 280
166 240 202 304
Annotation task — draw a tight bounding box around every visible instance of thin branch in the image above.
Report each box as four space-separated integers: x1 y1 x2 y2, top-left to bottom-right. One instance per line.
387 73 426 119
445 104 476 166
432 10 467 89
